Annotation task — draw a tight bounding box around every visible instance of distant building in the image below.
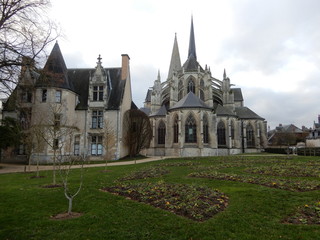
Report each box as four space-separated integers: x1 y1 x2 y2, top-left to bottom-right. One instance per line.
268 123 309 147
306 115 320 147
2 42 133 163
141 18 268 157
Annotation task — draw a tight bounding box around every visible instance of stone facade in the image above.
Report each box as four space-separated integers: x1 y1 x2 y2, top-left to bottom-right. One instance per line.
142 19 268 157
2 43 132 163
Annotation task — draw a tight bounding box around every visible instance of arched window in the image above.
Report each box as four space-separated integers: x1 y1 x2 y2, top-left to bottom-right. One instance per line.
178 80 183 101
217 121 226 146
246 124 255 147
199 89 205 101
173 115 179 143
203 114 209 144
200 79 204 88
231 121 235 140
185 114 197 143
157 121 166 144
187 78 195 94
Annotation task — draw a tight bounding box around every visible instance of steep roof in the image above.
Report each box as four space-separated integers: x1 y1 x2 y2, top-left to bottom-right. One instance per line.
150 105 167 117
140 107 151 115
68 67 124 110
145 89 152 102
235 107 264 120
37 42 75 92
216 104 237 117
170 91 211 111
232 88 243 102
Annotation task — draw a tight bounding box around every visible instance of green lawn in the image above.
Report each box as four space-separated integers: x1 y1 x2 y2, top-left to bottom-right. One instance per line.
1 154 320 240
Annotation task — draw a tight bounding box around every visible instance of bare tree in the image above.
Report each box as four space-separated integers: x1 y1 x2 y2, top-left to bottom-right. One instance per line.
23 119 46 177
123 109 152 158
39 102 78 185
0 0 60 96
102 118 116 171
57 153 85 216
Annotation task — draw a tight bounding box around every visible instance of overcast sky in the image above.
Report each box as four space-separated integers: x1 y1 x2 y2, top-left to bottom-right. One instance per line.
49 0 320 130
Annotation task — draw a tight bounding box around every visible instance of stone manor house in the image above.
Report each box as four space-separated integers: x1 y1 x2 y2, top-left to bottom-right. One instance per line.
141 19 267 157
3 43 132 163
2 18 267 163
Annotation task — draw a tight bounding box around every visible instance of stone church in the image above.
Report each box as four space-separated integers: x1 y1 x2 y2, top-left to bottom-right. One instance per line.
142 18 268 157
2 42 133 163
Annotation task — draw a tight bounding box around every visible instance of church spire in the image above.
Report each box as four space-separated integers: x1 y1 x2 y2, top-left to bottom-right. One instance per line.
188 16 197 60
167 33 181 79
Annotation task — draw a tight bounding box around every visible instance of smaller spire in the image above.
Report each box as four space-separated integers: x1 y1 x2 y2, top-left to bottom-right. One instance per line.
157 69 161 81
223 68 227 79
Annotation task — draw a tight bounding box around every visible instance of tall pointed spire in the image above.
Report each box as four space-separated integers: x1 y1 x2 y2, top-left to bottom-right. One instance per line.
167 33 181 79
188 16 197 60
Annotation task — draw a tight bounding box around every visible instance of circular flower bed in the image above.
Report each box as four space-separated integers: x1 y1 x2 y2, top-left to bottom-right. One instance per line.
102 181 228 221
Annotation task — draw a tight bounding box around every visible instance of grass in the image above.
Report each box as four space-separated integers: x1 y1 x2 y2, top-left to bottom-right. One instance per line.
1 154 320 239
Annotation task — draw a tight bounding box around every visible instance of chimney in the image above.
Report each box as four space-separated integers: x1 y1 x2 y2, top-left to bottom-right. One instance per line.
121 54 130 80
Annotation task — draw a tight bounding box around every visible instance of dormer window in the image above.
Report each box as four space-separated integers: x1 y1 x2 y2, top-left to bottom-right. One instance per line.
93 86 103 101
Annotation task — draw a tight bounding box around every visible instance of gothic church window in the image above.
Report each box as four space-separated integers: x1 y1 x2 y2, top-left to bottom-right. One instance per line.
178 80 183 101
231 121 235 140
157 121 166 144
92 110 103 129
185 114 197 143
246 124 255 147
203 114 209 144
199 90 204 101
93 86 103 101
217 121 226 146
173 115 179 143
91 135 103 155
187 78 195 94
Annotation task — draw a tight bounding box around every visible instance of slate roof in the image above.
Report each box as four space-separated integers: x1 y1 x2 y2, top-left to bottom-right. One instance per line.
170 91 211 111
235 107 264 120
68 67 124 110
232 88 243 102
36 42 75 92
182 55 204 72
140 107 151 116
145 89 152 102
216 104 237 117
150 105 167 117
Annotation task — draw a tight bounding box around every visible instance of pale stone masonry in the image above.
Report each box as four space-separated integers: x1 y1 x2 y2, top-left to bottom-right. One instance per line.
2 43 133 163
141 18 268 157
